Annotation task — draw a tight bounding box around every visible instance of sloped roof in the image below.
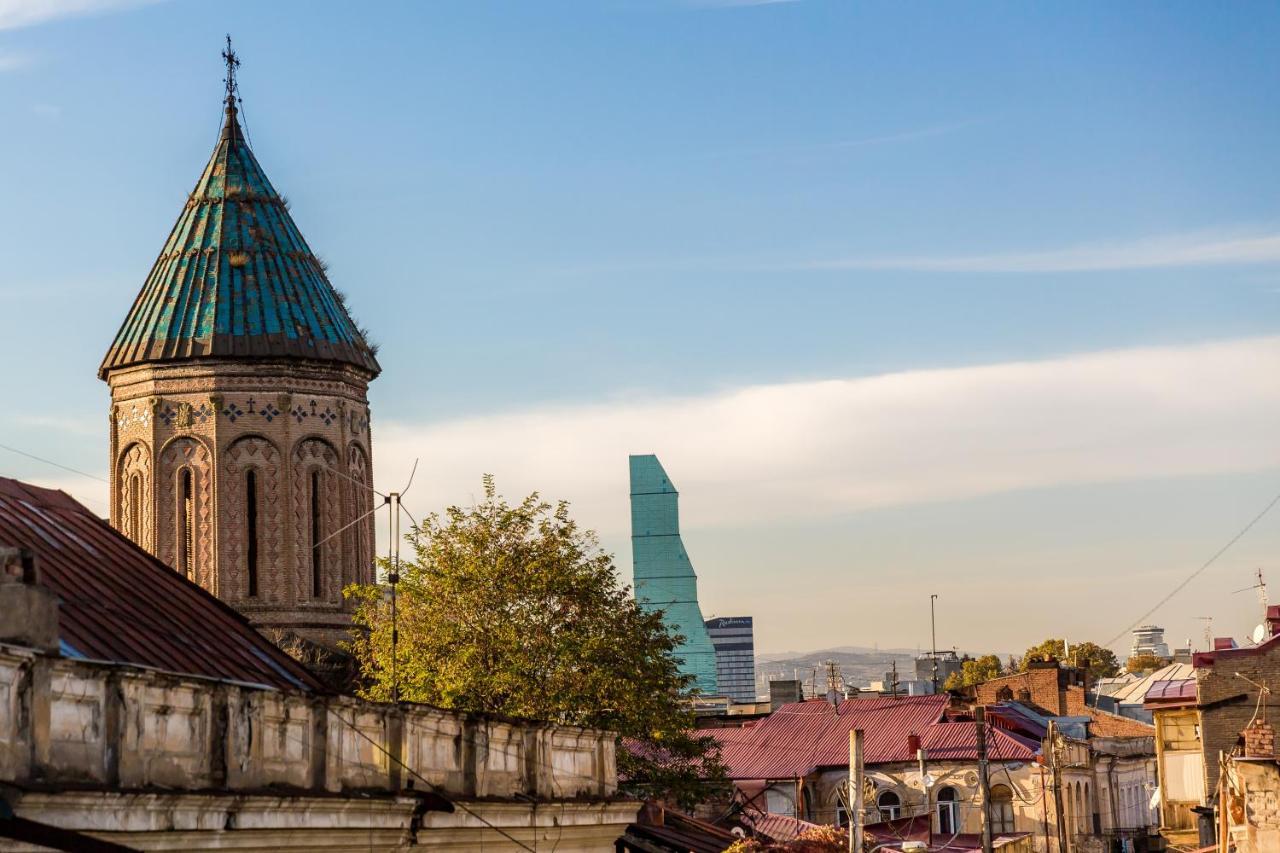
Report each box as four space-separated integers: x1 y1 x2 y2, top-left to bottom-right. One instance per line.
0 477 322 692
1144 678 1197 710
1108 662 1194 705
99 96 379 378
702 696 1036 780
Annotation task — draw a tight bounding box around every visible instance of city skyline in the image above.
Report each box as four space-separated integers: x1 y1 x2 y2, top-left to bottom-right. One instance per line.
1 1 1278 657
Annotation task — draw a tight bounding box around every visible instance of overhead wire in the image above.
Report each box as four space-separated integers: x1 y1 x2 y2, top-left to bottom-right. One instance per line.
0 441 108 483
1101 484 1280 650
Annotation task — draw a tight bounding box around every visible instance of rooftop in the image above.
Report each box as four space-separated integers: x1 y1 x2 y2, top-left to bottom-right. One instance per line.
702 695 1037 780
0 477 321 692
99 77 379 379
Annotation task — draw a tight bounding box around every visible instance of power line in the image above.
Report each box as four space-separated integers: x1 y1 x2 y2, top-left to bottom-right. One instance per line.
326 707 539 853
0 441 108 484
1103 485 1280 649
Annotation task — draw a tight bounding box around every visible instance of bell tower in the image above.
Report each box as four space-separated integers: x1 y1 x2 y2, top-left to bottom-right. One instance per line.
99 42 381 647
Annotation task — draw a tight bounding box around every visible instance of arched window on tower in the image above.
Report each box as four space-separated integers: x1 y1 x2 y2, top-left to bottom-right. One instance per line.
179 468 194 580
128 473 142 542
246 469 259 597
310 469 322 598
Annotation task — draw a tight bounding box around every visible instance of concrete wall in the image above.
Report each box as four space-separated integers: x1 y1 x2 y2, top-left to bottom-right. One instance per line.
0 646 617 801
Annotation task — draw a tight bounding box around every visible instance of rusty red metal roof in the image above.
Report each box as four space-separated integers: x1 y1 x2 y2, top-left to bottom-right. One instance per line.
702 696 1037 780
0 477 322 692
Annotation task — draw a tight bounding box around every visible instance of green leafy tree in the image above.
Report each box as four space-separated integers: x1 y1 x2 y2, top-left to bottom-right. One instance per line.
345 476 726 809
1125 652 1165 674
943 654 1004 690
1020 639 1120 679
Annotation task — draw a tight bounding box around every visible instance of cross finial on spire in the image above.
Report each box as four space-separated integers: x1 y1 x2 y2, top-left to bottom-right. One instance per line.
222 34 240 106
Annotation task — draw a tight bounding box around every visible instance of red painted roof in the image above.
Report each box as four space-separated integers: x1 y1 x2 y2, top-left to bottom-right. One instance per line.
1144 678 1197 709
0 478 322 692
702 696 1037 780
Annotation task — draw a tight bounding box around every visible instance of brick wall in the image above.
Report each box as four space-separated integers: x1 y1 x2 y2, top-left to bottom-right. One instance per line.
1195 637 1280 796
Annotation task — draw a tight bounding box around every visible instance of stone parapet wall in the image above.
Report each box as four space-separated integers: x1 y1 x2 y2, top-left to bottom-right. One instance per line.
0 647 617 801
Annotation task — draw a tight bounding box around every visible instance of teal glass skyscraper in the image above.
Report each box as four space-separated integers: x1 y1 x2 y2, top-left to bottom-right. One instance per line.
630 455 720 695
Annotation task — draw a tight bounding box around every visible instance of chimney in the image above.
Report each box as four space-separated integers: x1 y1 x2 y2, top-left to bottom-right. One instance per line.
0 546 59 653
1268 606 1280 638
1243 719 1277 759
907 733 921 756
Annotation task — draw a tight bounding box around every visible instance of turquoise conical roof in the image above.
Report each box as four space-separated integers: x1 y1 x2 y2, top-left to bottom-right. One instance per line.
100 97 380 379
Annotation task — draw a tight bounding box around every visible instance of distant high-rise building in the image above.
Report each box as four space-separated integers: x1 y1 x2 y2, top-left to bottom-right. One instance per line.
915 651 963 692
630 455 719 695
1130 625 1170 659
706 616 756 703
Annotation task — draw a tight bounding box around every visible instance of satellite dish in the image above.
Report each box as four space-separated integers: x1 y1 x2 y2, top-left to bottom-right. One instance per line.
1253 624 1268 645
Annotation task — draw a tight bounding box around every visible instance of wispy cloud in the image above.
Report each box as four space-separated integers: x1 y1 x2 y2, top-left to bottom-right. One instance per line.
373 337 1280 538
0 49 31 70
802 229 1280 273
0 0 162 32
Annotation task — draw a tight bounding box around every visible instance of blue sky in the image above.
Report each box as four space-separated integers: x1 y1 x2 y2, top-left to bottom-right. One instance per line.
2 0 1279 660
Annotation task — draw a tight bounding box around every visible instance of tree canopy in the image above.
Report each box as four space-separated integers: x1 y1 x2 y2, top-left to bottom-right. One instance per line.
1020 639 1119 679
1125 652 1166 674
345 476 726 809
943 654 1004 690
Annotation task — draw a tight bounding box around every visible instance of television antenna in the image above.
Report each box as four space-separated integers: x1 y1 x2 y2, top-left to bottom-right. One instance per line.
1196 616 1213 652
1233 568 1269 618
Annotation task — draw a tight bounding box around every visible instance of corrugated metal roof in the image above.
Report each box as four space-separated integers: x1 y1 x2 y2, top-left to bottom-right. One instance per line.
99 96 379 379
1107 662 1194 705
1144 678 1197 707
0 477 322 692
702 696 1036 780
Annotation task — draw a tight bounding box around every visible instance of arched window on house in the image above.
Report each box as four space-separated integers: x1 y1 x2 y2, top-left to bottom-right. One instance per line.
245 469 259 597
877 790 901 821
990 784 1015 835
937 786 959 836
996 686 1013 701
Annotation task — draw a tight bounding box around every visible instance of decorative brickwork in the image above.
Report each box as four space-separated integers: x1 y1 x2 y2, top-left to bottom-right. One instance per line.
105 360 377 647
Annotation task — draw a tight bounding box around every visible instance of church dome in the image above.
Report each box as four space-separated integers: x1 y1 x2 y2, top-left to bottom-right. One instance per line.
99 88 380 379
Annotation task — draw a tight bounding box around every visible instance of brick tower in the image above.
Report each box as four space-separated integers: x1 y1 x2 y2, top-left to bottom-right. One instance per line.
99 46 381 647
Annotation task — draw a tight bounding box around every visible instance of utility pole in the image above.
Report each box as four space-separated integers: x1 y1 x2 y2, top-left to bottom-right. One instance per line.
1047 721 1067 853
849 729 864 853
975 707 993 853
930 594 939 693
388 491 402 703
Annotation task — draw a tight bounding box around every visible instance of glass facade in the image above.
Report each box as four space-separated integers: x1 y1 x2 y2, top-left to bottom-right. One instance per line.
705 616 757 703
630 454 720 696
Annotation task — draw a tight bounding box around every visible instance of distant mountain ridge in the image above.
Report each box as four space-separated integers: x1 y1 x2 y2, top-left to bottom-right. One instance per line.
755 645 1013 693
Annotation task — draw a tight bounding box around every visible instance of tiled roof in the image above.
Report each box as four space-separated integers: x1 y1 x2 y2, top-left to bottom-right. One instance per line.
100 96 379 379
0 477 322 692
1085 706 1155 737
702 696 1036 780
